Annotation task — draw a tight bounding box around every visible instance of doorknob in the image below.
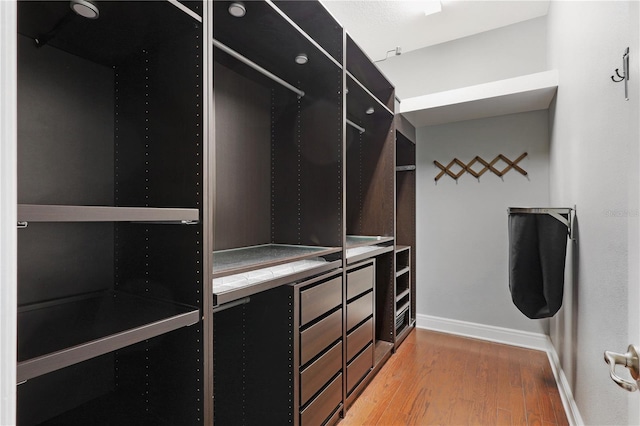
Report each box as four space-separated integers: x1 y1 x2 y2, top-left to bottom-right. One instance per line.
604 345 640 392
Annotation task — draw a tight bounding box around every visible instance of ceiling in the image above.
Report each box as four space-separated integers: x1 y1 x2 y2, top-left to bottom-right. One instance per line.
320 0 550 61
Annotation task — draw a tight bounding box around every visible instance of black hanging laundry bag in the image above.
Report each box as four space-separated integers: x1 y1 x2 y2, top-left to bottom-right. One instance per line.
508 211 569 319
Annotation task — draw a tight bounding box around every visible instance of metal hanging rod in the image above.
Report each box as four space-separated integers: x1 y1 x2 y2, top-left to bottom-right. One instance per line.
166 0 202 23
212 296 251 314
346 119 365 134
213 38 305 99
508 207 576 241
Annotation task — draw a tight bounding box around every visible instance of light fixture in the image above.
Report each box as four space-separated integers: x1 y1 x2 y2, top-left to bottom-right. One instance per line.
295 53 308 65
366 107 374 115
228 2 246 18
374 46 401 63
70 0 99 19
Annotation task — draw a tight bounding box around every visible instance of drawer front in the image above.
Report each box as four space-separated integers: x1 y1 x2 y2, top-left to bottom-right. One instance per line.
301 341 342 406
301 309 342 366
301 276 342 327
347 343 373 394
346 317 373 362
301 373 342 426
347 264 374 300
346 291 372 332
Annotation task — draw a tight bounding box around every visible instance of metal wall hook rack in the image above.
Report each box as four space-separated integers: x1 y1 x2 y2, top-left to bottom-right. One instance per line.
508 206 576 241
611 47 630 100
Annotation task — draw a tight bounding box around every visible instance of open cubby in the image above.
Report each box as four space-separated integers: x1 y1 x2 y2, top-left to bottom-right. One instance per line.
272 0 344 65
213 0 343 306
345 38 396 371
346 35 394 112
16 1 205 423
213 270 344 426
396 122 417 334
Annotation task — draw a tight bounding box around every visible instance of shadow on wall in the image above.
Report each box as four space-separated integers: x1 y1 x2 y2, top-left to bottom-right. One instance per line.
552 213 580 393
570 214 580 391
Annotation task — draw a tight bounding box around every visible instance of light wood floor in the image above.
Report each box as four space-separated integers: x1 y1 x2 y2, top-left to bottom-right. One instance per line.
339 328 569 426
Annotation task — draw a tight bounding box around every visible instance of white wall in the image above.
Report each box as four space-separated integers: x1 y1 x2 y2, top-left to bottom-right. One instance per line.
416 111 550 334
378 16 547 99
547 1 639 425
0 1 17 425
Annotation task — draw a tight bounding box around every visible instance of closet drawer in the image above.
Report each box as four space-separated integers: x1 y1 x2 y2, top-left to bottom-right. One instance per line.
347 264 374 300
346 291 372 332
346 316 373 362
300 309 342 366
300 341 342 406
347 343 373 394
300 372 342 426
300 276 342 327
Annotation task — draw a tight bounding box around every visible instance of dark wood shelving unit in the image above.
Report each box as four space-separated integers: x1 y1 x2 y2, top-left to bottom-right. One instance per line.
16 1 208 424
10 1 416 424
344 33 397 408
395 114 417 346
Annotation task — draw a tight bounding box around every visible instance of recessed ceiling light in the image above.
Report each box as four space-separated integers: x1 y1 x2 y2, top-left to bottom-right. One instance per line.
366 107 374 115
295 53 308 65
228 2 246 18
70 0 99 19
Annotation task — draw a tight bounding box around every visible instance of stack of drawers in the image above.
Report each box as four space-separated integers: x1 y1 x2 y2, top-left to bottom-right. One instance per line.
298 272 343 426
345 261 375 400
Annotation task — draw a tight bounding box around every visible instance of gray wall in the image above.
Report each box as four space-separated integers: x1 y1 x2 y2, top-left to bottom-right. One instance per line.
546 1 640 425
381 17 553 336
416 111 550 334
378 16 547 99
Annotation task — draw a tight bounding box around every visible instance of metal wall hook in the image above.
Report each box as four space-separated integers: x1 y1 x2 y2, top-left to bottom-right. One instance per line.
611 68 625 82
611 47 630 100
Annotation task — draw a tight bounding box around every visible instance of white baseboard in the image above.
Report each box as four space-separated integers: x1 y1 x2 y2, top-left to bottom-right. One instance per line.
416 313 551 351
416 314 583 425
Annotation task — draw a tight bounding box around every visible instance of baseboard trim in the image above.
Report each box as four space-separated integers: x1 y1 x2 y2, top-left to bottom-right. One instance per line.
416 313 550 351
416 314 583 425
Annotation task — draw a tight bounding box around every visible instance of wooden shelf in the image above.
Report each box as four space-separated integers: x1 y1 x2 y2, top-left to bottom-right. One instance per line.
400 70 559 127
17 204 199 223
212 244 341 278
395 267 410 278
212 244 342 305
17 291 199 383
396 288 410 302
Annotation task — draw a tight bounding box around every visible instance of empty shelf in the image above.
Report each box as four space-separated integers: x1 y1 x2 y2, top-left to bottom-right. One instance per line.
18 204 199 223
213 257 340 305
395 165 416 172
396 288 410 302
212 244 340 277
400 70 559 126
17 291 199 382
345 236 394 264
396 267 410 278
212 244 341 305
346 235 394 248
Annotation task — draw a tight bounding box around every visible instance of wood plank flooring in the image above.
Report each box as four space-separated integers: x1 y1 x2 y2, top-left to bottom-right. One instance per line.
339 328 569 426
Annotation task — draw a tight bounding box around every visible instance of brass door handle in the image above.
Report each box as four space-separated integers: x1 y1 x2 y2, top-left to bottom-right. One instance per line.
604 345 640 392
